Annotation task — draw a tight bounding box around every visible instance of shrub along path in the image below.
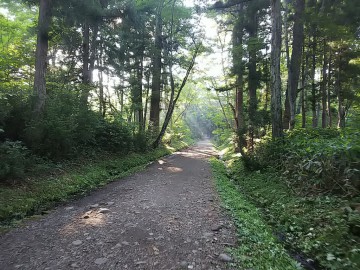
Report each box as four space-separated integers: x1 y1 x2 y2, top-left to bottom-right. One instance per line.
0 141 238 270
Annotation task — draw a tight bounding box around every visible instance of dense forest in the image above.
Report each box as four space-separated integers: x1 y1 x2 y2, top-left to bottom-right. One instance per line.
0 0 360 269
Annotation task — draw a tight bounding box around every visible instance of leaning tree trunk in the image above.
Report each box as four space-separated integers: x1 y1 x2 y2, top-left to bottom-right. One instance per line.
288 0 305 130
270 0 283 138
152 0 197 148
33 0 52 117
152 46 199 148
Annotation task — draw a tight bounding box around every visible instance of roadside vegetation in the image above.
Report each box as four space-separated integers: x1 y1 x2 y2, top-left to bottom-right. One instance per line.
211 158 300 270
213 128 360 270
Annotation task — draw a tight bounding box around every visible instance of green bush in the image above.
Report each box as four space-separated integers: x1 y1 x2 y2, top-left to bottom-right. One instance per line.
23 92 137 159
132 131 150 152
24 92 80 159
0 140 29 180
93 120 133 153
226 158 360 270
246 128 360 196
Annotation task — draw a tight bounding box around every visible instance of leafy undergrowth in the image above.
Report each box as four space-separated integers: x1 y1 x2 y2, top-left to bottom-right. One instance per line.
0 140 189 229
246 128 360 197
210 158 301 270
226 157 360 270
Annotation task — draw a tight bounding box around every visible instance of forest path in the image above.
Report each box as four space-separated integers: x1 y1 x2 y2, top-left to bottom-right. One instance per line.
0 141 237 270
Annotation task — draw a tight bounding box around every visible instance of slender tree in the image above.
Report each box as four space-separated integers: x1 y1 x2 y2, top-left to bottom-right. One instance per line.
270 0 283 138
287 0 305 130
149 0 164 133
33 0 53 117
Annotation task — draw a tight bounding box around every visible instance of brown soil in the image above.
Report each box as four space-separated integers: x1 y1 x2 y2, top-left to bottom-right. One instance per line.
0 141 237 270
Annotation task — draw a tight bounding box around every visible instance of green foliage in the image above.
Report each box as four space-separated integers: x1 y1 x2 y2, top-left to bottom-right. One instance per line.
210 158 300 270
225 157 360 270
246 128 360 197
0 4 36 92
0 141 29 180
93 120 133 153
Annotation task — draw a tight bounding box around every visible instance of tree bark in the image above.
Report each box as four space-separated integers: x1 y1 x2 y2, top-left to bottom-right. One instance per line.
321 39 328 128
288 0 305 130
143 72 151 131
232 5 245 151
247 7 258 130
301 42 307 128
336 54 345 128
270 0 283 138
132 55 144 131
33 0 52 117
327 47 332 127
283 1 291 129
80 22 91 107
311 34 318 128
149 0 164 133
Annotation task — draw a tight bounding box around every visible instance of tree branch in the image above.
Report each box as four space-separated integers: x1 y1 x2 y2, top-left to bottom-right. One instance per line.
209 0 253 10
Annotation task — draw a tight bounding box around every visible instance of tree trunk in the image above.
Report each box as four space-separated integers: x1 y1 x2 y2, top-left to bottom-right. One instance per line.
283 1 291 129
132 55 144 131
80 22 91 107
143 72 151 131
288 0 305 130
327 47 332 127
153 45 200 148
336 54 345 128
321 39 328 128
270 0 283 138
33 0 52 117
301 43 307 128
311 34 318 128
247 8 257 131
232 6 245 151
99 63 104 115
89 24 99 83
98 35 106 117
149 0 164 133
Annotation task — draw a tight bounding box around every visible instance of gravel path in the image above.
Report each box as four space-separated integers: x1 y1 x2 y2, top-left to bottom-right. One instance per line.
0 141 237 270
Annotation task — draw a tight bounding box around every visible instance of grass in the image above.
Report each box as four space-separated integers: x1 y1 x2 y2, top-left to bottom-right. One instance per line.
224 156 360 270
0 140 189 229
210 158 301 270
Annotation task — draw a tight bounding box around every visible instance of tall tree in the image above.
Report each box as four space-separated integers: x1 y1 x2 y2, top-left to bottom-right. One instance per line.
270 0 283 138
232 5 245 150
287 0 305 130
149 0 164 133
33 0 52 117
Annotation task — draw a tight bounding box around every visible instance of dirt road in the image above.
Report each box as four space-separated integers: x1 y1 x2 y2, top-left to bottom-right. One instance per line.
0 141 237 270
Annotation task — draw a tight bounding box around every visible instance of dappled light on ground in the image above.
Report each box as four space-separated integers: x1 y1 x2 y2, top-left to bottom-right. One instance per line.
165 166 183 173
60 210 107 236
176 148 216 159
